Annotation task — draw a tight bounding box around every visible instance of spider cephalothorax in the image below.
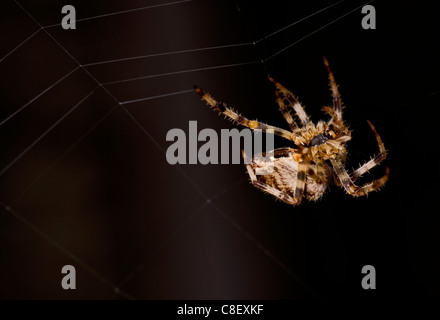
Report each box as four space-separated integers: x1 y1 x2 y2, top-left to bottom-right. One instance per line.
194 58 389 205
289 121 350 161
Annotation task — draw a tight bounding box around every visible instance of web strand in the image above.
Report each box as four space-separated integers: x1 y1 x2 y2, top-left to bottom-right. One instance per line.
0 202 136 299
118 201 209 288
210 202 320 297
8 103 120 206
102 61 260 85
120 106 209 199
83 42 253 67
264 0 375 62
0 88 98 177
0 67 80 128
43 0 194 28
254 0 346 44
0 0 194 64
0 29 41 63
120 89 194 105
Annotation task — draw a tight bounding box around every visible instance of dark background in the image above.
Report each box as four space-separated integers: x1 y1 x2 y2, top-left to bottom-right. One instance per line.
0 0 439 300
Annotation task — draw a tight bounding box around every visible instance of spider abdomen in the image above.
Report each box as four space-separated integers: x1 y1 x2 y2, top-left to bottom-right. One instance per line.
304 162 332 201
253 156 331 204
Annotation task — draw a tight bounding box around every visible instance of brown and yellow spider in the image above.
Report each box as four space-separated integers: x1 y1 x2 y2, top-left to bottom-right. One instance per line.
194 58 389 205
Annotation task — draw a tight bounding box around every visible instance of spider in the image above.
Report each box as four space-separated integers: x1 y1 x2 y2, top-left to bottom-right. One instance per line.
194 58 389 205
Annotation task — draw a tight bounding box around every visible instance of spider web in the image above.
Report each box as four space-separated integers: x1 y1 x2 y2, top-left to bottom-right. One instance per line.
1 0 439 299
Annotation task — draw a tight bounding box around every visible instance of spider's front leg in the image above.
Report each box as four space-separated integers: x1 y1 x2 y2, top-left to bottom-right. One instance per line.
268 76 310 126
274 90 299 131
323 57 343 124
242 149 306 205
194 86 293 141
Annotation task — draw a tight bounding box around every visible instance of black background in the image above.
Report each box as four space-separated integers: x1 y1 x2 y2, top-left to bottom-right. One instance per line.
0 0 439 300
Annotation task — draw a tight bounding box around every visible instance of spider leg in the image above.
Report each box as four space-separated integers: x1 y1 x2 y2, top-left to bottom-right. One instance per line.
267 76 310 126
357 167 390 193
350 120 387 182
293 162 307 202
330 158 364 196
242 149 303 205
274 89 299 131
323 57 343 124
194 86 293 141
330 159 389 197
321 106 338 120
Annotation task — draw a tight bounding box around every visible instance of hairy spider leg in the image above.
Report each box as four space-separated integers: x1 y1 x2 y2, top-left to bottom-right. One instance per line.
273 88 299 131
267 76 310 126
321 106 338 120
293 162 307 202
350 120 387 181
242 149 299 204
194 85 293 141
330 158 389 196
323 57 343 124
357 166 390 193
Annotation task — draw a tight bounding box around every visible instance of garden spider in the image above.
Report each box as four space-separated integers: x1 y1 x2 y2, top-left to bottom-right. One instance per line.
194 58 389 205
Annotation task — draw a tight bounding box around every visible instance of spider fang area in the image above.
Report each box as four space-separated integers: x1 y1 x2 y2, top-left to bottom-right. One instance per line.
309 133 329 147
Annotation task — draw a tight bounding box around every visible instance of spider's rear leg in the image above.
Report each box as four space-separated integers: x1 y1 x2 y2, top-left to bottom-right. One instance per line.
242 149 305 205
350 120 387 182
331 159 389 197
357 166 390 193
194 85 293 141
267 76 310 126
